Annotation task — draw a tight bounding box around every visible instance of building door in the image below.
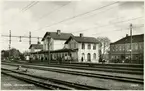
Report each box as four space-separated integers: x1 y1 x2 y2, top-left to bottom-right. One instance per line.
87 53 91 62
82 53 85 62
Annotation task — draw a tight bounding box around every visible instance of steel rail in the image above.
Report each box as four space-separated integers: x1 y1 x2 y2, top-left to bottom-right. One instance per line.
2 68 107 90
2 62 143 75
2 62 143 71
2 63 143 84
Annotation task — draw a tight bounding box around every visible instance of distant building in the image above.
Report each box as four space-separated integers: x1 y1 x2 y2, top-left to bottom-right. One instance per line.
41 30 73 50
29 43 43 52
110 34 144 64
65 33 100 63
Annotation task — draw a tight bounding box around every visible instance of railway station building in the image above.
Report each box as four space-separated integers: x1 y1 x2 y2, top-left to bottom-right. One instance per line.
65 34 100 63
41 30 73 51
29 30 100 63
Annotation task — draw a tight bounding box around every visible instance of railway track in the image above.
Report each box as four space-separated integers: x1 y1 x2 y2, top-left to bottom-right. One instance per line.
2 63 143 84
2 62 143 75
2 68 107 90
44 64 143 73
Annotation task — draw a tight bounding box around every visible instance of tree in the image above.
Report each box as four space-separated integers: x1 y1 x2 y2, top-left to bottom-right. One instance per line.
96 37 111 60
1 50 9 60
9 48 21 58
1 48 22 61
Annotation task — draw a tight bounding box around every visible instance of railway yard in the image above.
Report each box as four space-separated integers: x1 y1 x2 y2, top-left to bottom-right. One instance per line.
1 61 144 90
1 1 144 90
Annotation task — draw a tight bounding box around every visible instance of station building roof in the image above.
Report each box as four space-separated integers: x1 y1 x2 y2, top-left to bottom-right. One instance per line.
29 44 43 49
65 36 99 44
30 48 78 54
42 31 73 41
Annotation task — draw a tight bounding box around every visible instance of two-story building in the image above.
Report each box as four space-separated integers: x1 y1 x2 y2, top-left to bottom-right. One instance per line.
65 33 100 63
110 34 144 64
29 31 100 63
41 30 73 51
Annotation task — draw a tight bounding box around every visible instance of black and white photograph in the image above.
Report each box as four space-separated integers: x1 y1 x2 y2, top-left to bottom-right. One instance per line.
1 0 144 90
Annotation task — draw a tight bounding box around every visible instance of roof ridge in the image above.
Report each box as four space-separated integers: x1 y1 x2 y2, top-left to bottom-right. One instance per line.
47 31 73 34
74 36 96 38
111 34 144 44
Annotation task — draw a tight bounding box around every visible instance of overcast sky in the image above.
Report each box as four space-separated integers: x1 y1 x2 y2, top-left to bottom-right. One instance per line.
1 0 144 52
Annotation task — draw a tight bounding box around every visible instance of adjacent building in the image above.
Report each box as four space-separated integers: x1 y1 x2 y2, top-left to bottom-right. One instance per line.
29 43 43 52
110 34 144 64
64 33 100 63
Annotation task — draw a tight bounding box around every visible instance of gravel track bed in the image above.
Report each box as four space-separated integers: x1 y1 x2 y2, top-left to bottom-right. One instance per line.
2 65 143 90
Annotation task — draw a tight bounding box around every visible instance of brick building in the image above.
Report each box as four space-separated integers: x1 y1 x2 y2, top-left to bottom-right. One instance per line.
110 34 144 64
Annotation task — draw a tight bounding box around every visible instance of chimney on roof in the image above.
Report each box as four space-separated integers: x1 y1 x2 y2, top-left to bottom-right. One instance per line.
126 34 129 37
57 30 61 35
37 41 40 44
80 33 83 37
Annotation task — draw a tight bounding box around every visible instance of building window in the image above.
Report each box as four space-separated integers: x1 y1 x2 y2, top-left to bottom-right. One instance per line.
120 45 122 51
82 43 85 49
111 56 114 59
93 53 96 59
112 45 115 51
93 44 96 50
87 53 91 61
74 43 77 49
135 44 138 50
88 44 91 49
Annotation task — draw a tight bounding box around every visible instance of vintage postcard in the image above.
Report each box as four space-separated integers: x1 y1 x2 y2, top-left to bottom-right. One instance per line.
1 0 144 90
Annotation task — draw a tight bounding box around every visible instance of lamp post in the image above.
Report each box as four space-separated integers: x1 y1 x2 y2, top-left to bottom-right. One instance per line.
47 36 51 64
130 24 133 63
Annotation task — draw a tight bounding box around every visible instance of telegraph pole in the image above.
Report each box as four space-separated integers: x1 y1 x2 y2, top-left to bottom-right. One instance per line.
37 37 40 44
130 24 133 63
9 30 11 60
47 36 51 64
9 30 11 50
29 32 31 46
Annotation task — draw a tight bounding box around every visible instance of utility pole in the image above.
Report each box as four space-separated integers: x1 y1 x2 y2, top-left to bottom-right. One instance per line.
130 24 133 63
9 30 11 60
9 30 11 50
37 37 39 44
29 32 31 46
47 36 51 64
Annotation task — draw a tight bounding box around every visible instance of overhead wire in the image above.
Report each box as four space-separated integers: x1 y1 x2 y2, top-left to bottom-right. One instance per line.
21 1 36 12
22 1 39 12
91 24 144 36
3 1 39 26
36 2 71 21
34 1 119 31
71 16 143 33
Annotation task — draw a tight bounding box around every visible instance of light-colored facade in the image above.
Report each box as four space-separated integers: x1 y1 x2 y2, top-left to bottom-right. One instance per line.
30 31 100 63
65 35 100 63
43 37 54 50
30 47 42 52
43 38 66 50
42 30 73 51
29 44 43 52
